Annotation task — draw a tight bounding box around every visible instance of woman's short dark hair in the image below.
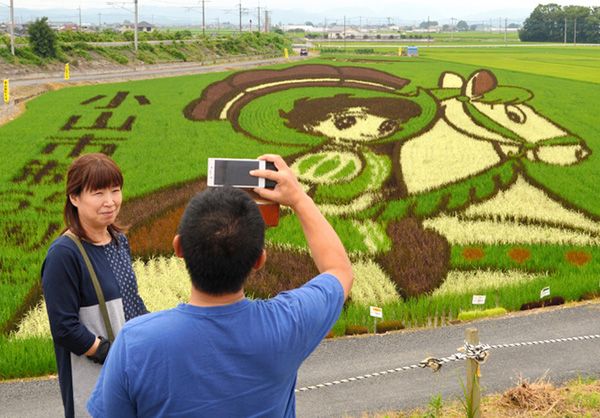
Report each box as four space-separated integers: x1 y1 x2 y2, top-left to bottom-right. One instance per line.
178 187 265 295
64 153 125 242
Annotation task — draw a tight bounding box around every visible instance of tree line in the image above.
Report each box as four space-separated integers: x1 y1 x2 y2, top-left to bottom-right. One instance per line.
519 4 600 43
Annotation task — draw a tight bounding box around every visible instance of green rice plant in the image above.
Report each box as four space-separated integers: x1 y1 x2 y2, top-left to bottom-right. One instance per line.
0 336 55 379
314 150 391 203
457 307 507 321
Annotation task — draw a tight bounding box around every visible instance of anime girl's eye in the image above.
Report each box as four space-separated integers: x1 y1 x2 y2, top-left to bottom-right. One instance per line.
505 105 527 124
333 115 357 130
378 119 399 136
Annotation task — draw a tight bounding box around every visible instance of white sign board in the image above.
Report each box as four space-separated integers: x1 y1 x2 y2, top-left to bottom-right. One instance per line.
369 306 383 319
472 295 486 305
540 286 551 299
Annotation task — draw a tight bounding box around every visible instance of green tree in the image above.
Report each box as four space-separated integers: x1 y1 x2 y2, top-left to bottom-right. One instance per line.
28 17 57 58
456 20 469 31
520 4 599 43
520 3 564 42
419 20 438 29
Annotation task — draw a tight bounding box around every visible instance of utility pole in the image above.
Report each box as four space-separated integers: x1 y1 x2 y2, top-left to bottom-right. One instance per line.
98 13 102 28
573 17 577 46
427 15 430 45
134 0 138 52
9 0 15 55
202 0 206 36
564 17 567 44
343 15 346 49
239 2 242 33
450 17 454 42
263 9 268 33
257 2 261 33
78 6 82 30
504 18 507 46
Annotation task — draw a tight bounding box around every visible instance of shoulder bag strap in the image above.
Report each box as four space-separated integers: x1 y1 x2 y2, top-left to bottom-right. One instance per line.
64 232 115 342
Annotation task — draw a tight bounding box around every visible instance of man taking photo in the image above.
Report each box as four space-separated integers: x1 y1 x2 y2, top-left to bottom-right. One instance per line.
87 154 353 417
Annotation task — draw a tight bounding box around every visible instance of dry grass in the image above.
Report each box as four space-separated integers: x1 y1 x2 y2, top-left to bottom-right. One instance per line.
352 375 600 418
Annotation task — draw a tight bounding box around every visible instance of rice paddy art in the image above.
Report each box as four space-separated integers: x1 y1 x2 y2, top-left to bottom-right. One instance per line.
184 64 597 298
2 60 600 377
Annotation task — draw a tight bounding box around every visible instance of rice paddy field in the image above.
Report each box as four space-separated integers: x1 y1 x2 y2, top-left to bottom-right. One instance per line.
1 45 599 378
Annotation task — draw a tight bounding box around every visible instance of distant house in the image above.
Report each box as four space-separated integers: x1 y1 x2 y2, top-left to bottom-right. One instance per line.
48 21 78 31
284 24 323 33
120 21 155 33
326 26 363 39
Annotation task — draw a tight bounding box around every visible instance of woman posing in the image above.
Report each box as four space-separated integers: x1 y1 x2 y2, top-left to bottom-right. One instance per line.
42 153 147 418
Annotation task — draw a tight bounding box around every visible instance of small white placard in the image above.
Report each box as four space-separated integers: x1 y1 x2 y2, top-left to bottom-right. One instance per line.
540 286 551 299
369 306 383 319
472 295 486 305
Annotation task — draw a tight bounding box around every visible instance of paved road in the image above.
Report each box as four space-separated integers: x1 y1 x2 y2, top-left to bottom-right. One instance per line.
296 302 600 417
6 55 306 88
1 302 598 417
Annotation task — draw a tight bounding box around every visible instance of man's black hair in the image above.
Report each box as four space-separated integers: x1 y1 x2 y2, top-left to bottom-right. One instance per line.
178 187 265 294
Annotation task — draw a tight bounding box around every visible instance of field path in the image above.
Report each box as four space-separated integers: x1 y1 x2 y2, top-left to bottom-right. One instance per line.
1 301 598 417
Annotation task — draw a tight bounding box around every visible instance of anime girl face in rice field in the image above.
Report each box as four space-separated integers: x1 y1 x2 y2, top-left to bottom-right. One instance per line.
279 94 422 143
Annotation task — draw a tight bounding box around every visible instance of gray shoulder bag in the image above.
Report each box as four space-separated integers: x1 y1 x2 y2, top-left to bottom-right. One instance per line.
64 232 115 342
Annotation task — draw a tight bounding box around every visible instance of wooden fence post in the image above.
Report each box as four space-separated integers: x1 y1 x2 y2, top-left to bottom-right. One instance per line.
466 328 481 418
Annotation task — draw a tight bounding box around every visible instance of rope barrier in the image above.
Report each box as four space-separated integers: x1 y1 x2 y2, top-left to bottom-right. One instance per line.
295 333 600 393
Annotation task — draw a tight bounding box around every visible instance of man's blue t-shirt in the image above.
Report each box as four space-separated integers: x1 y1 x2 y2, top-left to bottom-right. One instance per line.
87 273 344 417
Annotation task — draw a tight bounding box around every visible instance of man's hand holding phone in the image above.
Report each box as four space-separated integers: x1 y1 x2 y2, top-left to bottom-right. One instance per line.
250 155 310 211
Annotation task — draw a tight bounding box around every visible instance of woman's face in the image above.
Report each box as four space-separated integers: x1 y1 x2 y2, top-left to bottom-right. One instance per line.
70 186 122 231
310 107 399 142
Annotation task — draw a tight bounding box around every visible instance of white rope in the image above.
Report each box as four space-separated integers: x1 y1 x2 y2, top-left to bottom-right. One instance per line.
295 333 600 393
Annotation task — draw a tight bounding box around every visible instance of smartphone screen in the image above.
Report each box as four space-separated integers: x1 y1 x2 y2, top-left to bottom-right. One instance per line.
208 158 277 188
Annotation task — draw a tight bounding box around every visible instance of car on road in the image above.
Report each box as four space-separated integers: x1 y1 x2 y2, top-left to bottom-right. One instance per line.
300 48 308 56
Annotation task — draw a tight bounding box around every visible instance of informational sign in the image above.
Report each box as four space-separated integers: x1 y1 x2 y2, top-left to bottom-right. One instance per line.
472 295 486 305
369 306 383 319
407 46 419 57
284 48 289 59
3 79 9 104
540 286 551 299
64 63 70 80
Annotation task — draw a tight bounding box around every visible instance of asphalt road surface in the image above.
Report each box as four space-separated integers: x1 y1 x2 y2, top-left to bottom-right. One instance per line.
7 55 307 88
1 302 598 417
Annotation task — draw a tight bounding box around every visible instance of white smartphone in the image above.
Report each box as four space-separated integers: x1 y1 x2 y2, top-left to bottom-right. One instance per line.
207 158 277 189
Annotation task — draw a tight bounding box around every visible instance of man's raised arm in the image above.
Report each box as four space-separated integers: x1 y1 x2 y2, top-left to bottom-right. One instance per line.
251 154 353 299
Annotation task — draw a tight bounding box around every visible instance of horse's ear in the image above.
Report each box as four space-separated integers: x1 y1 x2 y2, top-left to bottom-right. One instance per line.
464 70 498 98
438 72 464 88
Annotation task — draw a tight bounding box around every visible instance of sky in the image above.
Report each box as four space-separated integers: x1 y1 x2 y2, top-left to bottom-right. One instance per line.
5 0 599 12
1 1 597 24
